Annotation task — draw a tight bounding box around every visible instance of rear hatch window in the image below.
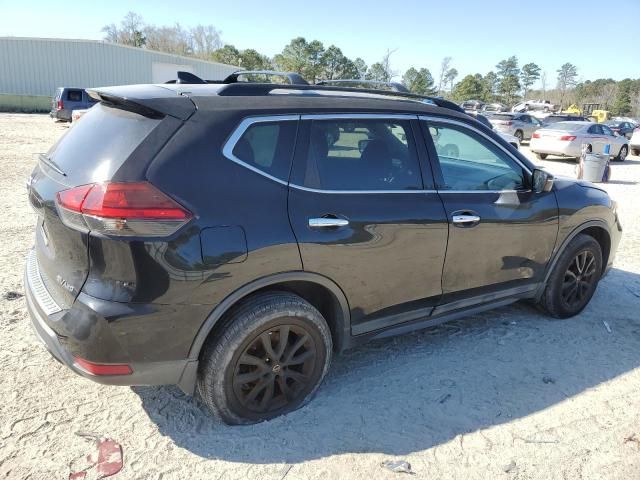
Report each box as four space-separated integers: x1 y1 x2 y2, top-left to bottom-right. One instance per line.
46 103 161 185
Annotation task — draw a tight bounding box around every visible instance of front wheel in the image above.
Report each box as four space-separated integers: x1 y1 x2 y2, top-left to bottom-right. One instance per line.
197 292 332 425
538 234 603 318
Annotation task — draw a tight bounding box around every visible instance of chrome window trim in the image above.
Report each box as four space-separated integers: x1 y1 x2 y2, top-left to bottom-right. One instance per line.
222 114 300 187
301 113 417 121
222 113 534 195
418 115 533 176
290 184 435 194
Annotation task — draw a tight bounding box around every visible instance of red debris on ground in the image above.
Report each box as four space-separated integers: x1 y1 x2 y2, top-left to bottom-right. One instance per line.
68 437 123 479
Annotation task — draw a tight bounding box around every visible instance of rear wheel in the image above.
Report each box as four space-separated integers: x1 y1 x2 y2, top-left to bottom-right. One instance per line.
514 130 524 143
539 234 602 319
197 292 332 425
615 145 628 162
535 152 548 160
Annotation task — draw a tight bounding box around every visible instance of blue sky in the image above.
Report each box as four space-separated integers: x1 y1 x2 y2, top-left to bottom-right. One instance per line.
1 0 639 87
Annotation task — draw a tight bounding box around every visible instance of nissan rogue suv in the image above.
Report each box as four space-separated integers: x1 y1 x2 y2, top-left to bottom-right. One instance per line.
25 77 622 424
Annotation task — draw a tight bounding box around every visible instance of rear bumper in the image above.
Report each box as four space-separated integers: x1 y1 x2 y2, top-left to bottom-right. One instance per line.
530 139 581 157
24 250 198 393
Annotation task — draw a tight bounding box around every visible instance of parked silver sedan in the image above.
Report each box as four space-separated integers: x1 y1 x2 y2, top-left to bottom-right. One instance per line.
530 121 630 162
487 112 543 142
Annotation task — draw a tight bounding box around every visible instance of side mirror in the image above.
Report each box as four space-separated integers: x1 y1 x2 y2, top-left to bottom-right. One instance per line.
532 169 554 193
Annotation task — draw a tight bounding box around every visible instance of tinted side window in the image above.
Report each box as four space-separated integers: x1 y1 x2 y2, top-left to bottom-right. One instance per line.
67 89 83 102
588 125 602 134
601 125 614 136
304 119 422 191
428 123 526 191
231 121 297 181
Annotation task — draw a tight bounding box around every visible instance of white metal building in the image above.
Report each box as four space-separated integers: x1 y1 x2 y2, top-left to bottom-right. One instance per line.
0 37 239 111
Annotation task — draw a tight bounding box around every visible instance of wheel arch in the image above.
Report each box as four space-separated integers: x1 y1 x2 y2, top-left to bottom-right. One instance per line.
538 220 612 299
188 272 351 361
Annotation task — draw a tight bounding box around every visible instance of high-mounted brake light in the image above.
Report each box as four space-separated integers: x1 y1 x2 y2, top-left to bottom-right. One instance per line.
56 182 192 237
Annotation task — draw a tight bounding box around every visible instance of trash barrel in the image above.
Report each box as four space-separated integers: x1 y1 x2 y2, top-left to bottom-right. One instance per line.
582 153 608 182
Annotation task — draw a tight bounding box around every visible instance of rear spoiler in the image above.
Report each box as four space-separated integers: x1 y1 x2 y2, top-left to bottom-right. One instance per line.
87 85 196 120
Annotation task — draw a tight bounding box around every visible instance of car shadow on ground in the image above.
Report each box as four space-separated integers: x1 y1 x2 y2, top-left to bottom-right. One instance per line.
133 267 640 464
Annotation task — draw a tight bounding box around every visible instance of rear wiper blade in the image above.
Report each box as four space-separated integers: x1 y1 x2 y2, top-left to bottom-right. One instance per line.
37 153 66 176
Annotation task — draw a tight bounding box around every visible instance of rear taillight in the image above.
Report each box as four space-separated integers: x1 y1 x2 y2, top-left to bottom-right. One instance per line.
57 99 63 110
559 135 577 141
532 133 541 139
56 182 192 237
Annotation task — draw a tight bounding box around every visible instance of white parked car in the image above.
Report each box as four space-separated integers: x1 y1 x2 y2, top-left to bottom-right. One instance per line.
630 126 640 156
530 121 629 161
512 99 559 113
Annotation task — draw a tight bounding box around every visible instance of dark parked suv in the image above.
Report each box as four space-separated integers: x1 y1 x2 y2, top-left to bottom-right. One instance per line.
50 87 98 122
26 77 622 424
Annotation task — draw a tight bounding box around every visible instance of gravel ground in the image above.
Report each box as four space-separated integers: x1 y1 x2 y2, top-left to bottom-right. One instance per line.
1 113 640 480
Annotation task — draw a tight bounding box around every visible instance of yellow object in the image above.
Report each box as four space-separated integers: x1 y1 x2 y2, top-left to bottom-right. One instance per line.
565 104 582 115
590 110 611 123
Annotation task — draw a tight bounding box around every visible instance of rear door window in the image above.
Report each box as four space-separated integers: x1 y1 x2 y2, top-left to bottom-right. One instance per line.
230 120 297 182
302 119 422 191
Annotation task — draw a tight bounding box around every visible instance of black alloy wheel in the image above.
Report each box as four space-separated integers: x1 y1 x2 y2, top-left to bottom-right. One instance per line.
232 324 318 414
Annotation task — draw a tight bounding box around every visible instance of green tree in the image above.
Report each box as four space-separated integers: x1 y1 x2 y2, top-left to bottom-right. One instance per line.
353 58 368 80
496 56 521 105
320 45 360 80
556 62 578 108
365 62 389 82
402 67 437 95
211 44 242 66
453 74 484 101
612 79 632 115
520 63 541 99
239 49 272 70
482 71 499 102
273 37 326 82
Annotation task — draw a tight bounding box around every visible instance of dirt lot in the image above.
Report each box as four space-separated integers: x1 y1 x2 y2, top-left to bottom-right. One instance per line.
1 113 640 480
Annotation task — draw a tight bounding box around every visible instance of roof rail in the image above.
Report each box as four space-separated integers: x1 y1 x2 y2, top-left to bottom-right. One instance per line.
316 79 410 93
222 70 309 85
216 83 465 113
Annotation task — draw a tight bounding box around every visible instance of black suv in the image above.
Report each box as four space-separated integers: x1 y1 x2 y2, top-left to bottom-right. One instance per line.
25 76 621 424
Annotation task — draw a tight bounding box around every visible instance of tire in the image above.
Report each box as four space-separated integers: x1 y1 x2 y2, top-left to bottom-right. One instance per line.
538 234 603 319
615 145 628 162
535 152 548 160
632 148 640 156
197 292 332 425
514 130 524 143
